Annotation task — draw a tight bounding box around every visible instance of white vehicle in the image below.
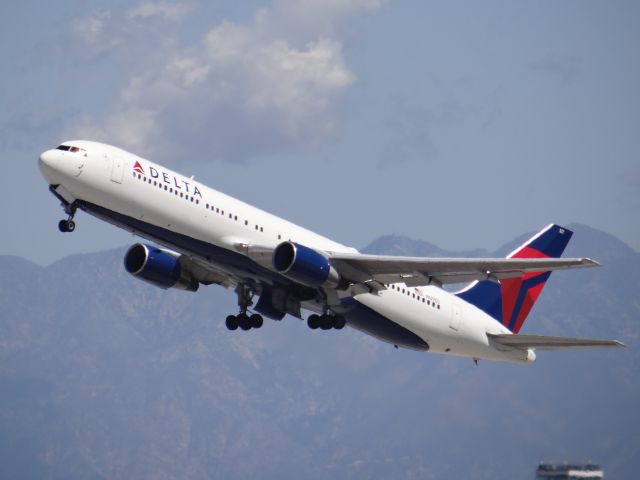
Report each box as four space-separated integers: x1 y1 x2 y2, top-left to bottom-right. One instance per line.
38 141 623 364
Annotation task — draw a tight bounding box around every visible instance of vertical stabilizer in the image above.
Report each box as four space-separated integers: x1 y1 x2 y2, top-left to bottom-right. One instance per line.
456 224 572 333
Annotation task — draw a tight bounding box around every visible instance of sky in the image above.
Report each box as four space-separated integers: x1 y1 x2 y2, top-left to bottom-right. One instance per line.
1 0 639 265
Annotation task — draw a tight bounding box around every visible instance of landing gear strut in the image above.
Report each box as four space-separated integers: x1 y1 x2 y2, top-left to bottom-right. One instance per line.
225 283 264 331
58 202 77 233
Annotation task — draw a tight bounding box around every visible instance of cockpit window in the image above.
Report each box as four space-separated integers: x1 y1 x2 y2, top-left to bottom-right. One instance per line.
56 145 87 155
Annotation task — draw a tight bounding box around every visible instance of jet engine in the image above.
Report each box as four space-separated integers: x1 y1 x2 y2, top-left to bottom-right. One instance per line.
124 243 199 291
272 241 341 288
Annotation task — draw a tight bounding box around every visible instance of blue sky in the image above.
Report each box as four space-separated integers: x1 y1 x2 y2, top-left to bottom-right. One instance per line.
2 0 639 265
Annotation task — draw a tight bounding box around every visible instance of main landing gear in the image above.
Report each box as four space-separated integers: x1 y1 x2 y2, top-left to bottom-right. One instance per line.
58 202 78 233
225 283 264 331
307 313 346 330
225 313 263 331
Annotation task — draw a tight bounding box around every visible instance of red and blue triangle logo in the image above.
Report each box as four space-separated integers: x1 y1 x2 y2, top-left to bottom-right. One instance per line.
133 161 145 175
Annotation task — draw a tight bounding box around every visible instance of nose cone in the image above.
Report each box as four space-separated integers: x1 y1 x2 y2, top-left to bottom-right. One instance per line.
38 149 59 184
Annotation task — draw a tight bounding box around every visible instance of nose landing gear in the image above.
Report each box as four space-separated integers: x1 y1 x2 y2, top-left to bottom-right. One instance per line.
58 202 78 233
58 218 76 233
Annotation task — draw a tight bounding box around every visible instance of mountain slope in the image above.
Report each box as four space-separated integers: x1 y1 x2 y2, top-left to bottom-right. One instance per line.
0 224 637 479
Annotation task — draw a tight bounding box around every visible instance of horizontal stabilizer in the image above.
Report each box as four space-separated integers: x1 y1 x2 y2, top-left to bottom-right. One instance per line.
488 333 625 350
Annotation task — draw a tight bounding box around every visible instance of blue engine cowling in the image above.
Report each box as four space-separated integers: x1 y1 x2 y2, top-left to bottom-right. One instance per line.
124 243 199 292
272 242 340 288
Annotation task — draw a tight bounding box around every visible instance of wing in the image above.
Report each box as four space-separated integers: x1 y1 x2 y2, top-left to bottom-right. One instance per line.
488 333 624 350
178 254 234 287
329 253 599 287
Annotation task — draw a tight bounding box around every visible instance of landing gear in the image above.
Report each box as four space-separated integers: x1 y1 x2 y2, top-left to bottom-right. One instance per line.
225 315 239 330
225 283 264 331
58 202 77 233
225 312 264 331
307 313 346 330
250 313 263 328
58 219 75 233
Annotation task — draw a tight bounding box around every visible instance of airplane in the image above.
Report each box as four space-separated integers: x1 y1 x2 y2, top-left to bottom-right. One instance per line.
38 140 623 364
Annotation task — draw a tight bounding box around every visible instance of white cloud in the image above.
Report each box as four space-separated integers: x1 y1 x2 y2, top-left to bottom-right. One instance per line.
72 10 121 57
64 0 386 163
73 9 111 40
127 2 192 22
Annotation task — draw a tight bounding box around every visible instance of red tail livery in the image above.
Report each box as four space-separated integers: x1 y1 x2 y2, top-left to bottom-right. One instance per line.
457 224 572 333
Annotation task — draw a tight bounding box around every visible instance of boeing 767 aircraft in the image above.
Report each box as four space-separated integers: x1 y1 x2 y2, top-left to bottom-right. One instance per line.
38 141 623 364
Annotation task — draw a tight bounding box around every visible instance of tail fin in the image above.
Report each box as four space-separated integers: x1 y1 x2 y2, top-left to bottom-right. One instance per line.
456 224 572 333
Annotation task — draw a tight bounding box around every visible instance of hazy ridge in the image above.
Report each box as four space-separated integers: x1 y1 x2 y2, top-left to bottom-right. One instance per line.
0 223 637 479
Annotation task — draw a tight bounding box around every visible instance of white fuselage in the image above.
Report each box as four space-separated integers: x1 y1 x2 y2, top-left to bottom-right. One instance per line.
38 141 534 364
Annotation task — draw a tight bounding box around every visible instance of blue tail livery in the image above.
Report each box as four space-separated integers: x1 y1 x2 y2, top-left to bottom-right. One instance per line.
456 224 572 333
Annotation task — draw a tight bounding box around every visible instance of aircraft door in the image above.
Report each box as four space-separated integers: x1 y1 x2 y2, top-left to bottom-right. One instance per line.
110 155 124 184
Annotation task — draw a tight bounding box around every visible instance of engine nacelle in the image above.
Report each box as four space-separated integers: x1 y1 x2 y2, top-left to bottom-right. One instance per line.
124 243 199 292
272 241 340 288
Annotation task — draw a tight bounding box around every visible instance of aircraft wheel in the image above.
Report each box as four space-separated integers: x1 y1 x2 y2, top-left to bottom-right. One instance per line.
66 220 76 232
250 314 263 329
225 315 238 330
307 314 320 329
320 315 333 330
334 314 346 330
58 220 69 232
238 313 252 330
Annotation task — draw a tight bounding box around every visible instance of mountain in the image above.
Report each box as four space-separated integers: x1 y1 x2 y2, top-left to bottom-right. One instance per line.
0 224 638 479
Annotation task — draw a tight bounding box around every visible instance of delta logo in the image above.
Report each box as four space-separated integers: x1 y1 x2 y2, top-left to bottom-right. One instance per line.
134 161 203 198
133 161 145 175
